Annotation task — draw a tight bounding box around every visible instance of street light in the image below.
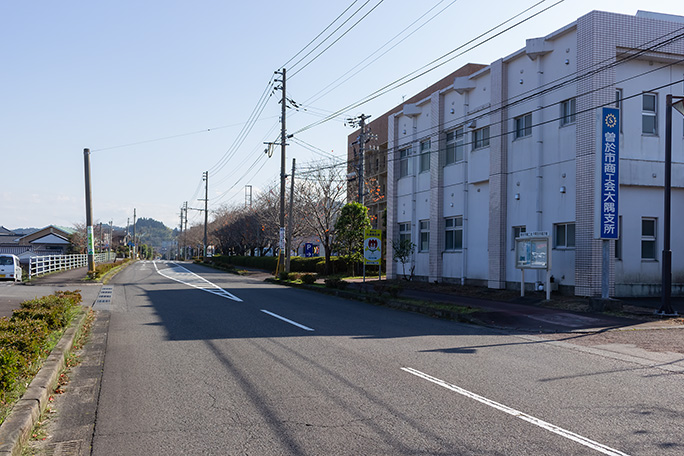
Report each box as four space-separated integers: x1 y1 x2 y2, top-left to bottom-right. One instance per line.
658 94 684 316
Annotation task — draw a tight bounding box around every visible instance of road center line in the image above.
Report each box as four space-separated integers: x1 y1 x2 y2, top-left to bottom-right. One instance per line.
261 310 314 331
153 261 242 302
401 367 630 456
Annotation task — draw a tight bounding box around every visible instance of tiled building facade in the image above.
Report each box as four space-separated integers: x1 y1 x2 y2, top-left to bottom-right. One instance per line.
379 10 684 297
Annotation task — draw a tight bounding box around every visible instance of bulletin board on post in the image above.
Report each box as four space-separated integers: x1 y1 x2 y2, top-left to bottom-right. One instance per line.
515 232 552 300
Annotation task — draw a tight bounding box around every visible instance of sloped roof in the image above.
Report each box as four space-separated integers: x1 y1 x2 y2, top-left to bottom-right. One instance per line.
0 226 15 235
19 225 71 244
29 233 70 245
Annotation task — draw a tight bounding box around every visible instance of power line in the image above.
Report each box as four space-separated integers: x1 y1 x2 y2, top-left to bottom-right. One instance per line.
293 0 563 136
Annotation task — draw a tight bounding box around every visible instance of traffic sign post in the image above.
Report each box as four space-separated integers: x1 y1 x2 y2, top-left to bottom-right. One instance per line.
364 229 382 283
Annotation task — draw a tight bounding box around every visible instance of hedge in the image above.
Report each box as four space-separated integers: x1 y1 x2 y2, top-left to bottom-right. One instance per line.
0 291 81 395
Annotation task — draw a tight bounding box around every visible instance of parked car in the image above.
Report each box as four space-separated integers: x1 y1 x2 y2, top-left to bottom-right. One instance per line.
0 254 22 282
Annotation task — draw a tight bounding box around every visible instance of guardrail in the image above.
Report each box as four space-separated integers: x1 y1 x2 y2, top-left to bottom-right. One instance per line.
28 252 118 279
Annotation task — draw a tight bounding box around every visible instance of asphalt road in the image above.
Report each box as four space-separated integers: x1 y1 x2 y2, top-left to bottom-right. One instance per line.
34 261 684 455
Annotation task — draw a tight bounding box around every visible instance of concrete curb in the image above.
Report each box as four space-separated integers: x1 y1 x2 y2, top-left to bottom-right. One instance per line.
0 310 87 456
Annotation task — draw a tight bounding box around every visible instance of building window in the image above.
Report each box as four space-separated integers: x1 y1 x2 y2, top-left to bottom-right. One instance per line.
512 225 526 249
419 220 430 252
399 222 411 244
641 218 656 260
445 216 463 250
445 128 464 164
419 140 431 173
399 147 412 178
642 93 657 135
554 222 575 248
472 126 490 150
514 113 532 139
560 98 576 126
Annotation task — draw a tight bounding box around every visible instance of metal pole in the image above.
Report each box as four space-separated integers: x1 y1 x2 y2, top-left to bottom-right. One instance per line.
601 239 610 300
285 159 295 273
83 148 95 272
659 94 675 315
203 171 209 261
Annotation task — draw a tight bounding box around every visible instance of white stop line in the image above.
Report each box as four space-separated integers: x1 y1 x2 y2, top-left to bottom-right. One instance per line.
402 367 630 456
153 261 242 302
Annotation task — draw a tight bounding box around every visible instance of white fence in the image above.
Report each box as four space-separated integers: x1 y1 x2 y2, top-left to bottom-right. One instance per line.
28 252 117 279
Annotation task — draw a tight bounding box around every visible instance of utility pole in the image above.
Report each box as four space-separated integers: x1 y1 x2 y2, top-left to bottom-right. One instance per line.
99 222 103 253
285 158 296 273
183 202 188 260
347 114 371 204
109 220 113 257
133 208 137 259
127 217 131 258
276 68 287 274
202 171 209 261
83 148 95 272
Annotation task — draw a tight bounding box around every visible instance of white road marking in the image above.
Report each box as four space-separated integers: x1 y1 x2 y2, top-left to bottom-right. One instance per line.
401 367 630 456
153 261 242 302
260 310 314 331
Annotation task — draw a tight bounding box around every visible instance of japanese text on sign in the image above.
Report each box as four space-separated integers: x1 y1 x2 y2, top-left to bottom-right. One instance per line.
600 108 620 239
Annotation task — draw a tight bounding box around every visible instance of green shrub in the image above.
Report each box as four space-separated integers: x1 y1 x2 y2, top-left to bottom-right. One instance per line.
289 257 321 273
279 271 290 281
324 277 348 290
0 291 82 398
211 255 278 272
315 257 349 276
0 347 23 391
301 274 316 284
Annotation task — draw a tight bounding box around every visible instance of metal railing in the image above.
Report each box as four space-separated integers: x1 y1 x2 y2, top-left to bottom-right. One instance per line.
28 252 118 279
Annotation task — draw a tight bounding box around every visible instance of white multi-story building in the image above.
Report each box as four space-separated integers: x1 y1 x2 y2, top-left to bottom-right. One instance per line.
386 10 684 297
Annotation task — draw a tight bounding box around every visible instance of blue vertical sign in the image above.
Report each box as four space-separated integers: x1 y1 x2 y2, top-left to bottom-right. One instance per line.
600 107 619 239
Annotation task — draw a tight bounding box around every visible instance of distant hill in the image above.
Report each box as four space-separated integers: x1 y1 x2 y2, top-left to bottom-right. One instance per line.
134 218 175 248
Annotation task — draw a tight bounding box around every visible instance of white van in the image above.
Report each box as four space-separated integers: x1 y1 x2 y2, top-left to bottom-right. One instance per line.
0 254 22 282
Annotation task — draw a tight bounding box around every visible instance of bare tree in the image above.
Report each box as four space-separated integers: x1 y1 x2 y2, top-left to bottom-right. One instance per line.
298 160 347 274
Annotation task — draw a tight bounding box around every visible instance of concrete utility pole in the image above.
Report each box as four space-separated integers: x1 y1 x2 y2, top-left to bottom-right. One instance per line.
83 148 95 272
285 158 296 273
133 208 137 258
127 218 131 258
183 202 188 260
357 114 367 205
276 68 287 273
109 220 113 256
348 114 371 204
203 171 209 261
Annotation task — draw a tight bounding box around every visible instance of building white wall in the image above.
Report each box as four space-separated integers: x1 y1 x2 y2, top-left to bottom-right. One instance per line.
385 10 684 296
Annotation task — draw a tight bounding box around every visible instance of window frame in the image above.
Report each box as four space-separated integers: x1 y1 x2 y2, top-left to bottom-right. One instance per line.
554 222 576 249
399 222 412 244
512 225 526 250
419 139 431 173
399 147 412 178
445 128 465 165
514 113 532 139
419 220 430 252
560 98 576 126
641 217 657 260
642 93 658 135
444 216 464 251
472 126 490 150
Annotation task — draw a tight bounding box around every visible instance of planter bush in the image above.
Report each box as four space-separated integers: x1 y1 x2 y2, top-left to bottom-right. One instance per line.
301 274 316 284
0 291 81 400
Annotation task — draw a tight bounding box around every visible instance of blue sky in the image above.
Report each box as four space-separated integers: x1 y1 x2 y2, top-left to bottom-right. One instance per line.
2 0 683 230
